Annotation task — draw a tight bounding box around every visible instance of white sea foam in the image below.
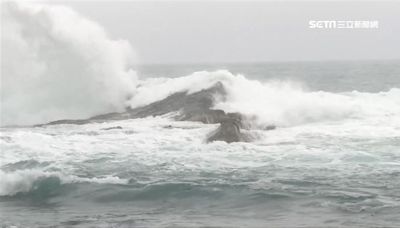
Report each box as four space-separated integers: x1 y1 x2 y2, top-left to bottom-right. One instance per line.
130 70 400 128
0 169 128 196
1 1 137 126
215 76 400 127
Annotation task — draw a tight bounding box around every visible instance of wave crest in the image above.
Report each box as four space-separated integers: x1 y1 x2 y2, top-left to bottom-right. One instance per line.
0 169 128 196
130 70 400 127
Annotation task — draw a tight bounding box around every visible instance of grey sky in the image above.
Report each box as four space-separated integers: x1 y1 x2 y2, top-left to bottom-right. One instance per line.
51 1 400 64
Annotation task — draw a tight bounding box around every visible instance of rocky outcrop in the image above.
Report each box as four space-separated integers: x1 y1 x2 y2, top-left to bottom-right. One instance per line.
41 82 270 143
207 118 251 143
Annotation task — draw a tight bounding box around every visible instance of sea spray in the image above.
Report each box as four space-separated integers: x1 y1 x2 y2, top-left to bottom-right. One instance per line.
130 70 400 128
1 2 137 126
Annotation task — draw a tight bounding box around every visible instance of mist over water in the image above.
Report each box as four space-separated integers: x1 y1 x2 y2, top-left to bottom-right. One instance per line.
1 2 137 126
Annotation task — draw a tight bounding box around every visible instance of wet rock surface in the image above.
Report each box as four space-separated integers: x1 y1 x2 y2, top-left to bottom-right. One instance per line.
42 82 269 143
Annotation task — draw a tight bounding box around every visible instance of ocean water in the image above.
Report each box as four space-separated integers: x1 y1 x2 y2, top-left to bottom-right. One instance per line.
1 61 400 228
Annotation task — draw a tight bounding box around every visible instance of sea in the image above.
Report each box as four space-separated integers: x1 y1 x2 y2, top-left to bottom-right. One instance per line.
1 60 400 227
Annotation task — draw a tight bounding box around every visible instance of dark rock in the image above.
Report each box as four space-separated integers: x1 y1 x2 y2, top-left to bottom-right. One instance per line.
101 126 123 130
207 118 251 143
126 81 226 121
39 82 274 143
264 125 276 130
39 119 89 126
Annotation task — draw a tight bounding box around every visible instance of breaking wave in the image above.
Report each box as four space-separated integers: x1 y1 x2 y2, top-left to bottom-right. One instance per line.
131 70 400 127
1 1 137 126
0 169 128 196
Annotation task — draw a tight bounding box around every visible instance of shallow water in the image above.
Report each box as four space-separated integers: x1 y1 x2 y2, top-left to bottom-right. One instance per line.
1 61 400 227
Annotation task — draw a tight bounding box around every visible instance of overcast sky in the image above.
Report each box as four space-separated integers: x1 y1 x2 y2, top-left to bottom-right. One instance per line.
49 1 400 64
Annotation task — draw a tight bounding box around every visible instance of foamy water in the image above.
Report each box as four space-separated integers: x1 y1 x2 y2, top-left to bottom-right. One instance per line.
1 107 400 227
